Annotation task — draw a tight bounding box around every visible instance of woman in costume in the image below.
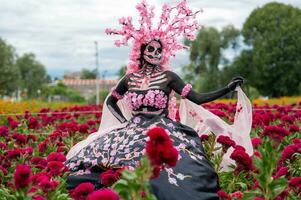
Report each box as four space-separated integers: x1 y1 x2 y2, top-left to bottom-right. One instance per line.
65 1 253 199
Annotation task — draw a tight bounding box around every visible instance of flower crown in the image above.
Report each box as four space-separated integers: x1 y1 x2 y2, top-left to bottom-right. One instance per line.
105 0 201 73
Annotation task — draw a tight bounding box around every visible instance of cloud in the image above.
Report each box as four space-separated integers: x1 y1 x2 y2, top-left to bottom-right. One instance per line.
0 0 300 79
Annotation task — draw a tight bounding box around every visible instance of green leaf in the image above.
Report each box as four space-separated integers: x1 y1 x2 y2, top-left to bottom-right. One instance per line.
269 178 287 199
121 170 137 180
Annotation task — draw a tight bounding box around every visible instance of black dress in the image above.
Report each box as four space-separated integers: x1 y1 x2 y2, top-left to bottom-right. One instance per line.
65 66 230 200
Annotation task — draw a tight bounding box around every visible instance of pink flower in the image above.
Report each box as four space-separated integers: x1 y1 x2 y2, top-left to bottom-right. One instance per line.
87 189 120 200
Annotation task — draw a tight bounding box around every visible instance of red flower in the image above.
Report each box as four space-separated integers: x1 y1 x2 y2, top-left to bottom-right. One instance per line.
230 191 244 199
0 125 9 137
200 134 209 141
30 172 51 185
27 117 40 130
145 127 179 169
274 167 288 178
0 165 8 175
147 127 173 146
38 140 49 153
71 182 95 200
46 161 67 176
261 125 290 141
31 157 48 169
230 145 253 172
293 138 301 144
7 149 22 159
47 152 66 162
288 177 301 194
281 143 301 162
100 169 119 187
87 189 120 200
0 142 7 150
32 195 46 200
289 124 300 133
251 137 262 149
79 124 90 134
7 117 19 129
217 189 231 200
281 115 295 124
12 133 27 145
289 177 301 187
39 178 59 193
217 135 236 151
14 164 32 189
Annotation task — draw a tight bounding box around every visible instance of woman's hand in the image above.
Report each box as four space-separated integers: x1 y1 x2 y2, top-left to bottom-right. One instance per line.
227 76 244 91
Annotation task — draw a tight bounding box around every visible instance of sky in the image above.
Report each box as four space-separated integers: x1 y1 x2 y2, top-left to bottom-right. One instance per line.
0 0 301 79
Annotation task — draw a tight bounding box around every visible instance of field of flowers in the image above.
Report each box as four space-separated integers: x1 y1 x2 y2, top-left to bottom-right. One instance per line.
0 101 300 199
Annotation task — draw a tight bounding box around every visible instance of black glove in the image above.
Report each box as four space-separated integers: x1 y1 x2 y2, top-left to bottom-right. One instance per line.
227 76 244 91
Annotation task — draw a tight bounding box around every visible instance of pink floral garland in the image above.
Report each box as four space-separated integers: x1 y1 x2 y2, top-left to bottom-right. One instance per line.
126 90 168 110
181 84 192 98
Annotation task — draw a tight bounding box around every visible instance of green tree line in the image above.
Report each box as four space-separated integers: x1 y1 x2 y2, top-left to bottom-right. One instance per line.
183 2 301 98
0 38 50 98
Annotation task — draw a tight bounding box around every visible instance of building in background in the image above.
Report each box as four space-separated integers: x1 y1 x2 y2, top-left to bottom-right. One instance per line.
61 79 117 100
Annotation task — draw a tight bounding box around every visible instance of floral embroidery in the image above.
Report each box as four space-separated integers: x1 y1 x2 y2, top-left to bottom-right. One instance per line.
111 88 124 100
181 84 192 98
126 90 168 110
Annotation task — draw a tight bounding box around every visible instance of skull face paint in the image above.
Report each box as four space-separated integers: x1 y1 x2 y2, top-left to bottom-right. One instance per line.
143 40 162 65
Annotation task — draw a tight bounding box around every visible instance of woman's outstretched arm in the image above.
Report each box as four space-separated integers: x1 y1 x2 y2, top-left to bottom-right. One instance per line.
166 71 242 105
106 75 129 123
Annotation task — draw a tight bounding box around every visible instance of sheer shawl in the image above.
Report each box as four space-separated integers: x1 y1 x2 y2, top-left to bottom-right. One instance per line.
179 87 253 170
66 87 253 171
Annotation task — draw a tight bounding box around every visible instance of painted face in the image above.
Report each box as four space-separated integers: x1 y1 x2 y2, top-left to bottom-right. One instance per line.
143 40 162 65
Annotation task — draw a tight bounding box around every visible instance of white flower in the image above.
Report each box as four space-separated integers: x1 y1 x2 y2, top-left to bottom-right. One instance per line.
176 173 185 180
168 177 178 186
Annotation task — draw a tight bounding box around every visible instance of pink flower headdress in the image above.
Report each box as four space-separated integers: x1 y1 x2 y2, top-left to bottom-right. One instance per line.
105 0 201 73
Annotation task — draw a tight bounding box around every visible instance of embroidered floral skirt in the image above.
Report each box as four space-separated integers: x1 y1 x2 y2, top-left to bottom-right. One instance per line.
65 113 220 200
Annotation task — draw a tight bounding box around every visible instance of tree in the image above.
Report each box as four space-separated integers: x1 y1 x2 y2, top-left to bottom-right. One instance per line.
241 2 301 97
118 65 127 79
16 53 49 98
183 25 240 92
0 38 21 96
80 68 97 79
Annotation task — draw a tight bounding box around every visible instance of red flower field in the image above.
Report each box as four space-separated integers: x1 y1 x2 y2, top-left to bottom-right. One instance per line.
0 102 300 199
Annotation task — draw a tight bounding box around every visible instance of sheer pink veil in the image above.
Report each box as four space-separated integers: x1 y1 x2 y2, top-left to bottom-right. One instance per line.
66 86 253 171
179 86 253 170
